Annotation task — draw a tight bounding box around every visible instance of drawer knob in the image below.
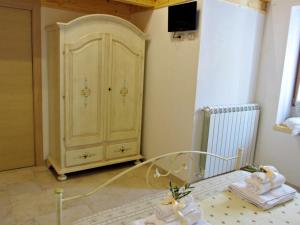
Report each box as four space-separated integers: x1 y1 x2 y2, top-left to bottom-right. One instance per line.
120 146 126 153
80 153 95 159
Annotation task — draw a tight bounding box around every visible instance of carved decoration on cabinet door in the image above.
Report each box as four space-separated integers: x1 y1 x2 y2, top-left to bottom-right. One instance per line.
107 38 143 141
80 78 91 107
120 80 129 103
65 33 106 147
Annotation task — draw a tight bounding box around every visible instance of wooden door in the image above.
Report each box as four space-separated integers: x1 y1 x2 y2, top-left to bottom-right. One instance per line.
107 35 144 141
0 6 35 171
65 33 106 147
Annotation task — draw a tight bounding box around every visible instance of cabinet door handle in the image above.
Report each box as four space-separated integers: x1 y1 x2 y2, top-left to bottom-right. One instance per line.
108 87 112 91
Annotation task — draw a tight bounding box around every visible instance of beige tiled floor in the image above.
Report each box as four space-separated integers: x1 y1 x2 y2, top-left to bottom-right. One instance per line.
0 163 170 225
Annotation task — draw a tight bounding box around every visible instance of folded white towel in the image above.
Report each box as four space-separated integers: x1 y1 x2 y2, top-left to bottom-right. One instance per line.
130 210 210 225
246 173 286 194
284 117 300 136
229 181 296 210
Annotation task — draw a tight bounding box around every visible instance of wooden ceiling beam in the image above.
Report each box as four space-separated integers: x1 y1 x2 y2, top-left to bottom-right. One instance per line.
154 0 188 9
113 0 189 9
40 0 145 19
40 0 271 21
113 0 155 8
114 0 271 11
224 0 270 13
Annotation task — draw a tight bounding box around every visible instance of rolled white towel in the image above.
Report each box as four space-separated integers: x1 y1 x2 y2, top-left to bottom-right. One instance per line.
261 165 279 173
155 202 199 223
246 173 286 195
155 195 195 221
250 166 279 184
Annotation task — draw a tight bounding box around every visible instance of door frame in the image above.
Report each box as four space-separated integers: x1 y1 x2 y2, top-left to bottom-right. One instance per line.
0 0 43 166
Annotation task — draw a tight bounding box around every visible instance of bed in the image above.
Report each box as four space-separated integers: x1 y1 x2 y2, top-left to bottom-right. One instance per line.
54 151 300 225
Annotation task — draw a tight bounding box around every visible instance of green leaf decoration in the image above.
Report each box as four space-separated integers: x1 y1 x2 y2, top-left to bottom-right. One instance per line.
241 164 268 173
168 181 194 201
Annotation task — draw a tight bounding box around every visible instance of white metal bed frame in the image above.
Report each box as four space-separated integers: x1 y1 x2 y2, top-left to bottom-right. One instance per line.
54 149 243 225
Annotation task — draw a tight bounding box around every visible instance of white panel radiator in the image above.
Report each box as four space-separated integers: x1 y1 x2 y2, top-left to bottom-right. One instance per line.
200 104 260 178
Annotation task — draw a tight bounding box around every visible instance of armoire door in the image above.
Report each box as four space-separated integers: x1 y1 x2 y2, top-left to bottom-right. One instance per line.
107 35 144 141
0 6 35 171
65 33 106 147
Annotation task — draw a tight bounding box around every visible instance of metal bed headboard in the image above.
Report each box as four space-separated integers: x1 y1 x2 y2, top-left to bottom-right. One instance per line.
54 149 243 225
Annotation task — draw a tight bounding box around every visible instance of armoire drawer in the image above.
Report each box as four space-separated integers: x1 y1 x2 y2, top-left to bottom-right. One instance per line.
66 146 104 167
106 142 138 160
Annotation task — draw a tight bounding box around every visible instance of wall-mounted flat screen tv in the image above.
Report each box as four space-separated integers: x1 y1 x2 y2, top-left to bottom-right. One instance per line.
168 1 197 32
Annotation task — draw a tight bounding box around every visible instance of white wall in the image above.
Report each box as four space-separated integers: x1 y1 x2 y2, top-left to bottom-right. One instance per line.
131 0 265 182
192 0 265 156
194 0 265 110
255 0 300 187
131 5 201 160
41 7 85 159
132 0 265 159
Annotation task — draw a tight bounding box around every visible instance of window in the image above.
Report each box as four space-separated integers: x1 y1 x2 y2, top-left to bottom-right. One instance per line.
291 52 300 118
276 5 300 125
292 59 300 106
275 6 300 133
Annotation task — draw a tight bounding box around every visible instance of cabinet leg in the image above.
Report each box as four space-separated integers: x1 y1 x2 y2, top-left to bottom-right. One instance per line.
134 159 142 165
46 159 51 169
57 174 67 181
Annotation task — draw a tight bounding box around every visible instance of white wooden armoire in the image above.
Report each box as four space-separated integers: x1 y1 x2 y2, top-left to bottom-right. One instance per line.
47 15 147 180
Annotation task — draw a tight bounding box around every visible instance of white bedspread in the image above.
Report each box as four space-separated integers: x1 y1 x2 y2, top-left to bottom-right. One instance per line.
73 171 300 225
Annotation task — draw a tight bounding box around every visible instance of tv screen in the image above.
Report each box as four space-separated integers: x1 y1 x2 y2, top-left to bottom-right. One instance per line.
168 1 197 32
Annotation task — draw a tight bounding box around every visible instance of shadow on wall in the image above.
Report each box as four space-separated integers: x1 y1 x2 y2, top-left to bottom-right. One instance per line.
130 9 154 31
192 109 204 152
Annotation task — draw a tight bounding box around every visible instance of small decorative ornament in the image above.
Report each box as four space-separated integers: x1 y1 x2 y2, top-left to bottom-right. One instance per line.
161 182 194 205
159 182 195 225
154 168 161 178
80 78 91 107
120 79 128 103
120 86 129 97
